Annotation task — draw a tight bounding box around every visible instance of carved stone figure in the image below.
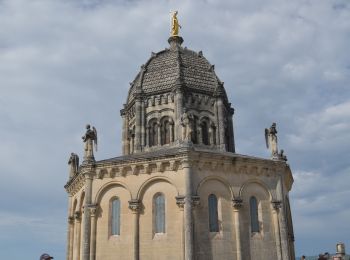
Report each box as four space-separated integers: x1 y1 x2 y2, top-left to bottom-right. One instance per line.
265 122 278 158
181 109 193 141
82 124 97 160
171 11 181 36
68 152 79 178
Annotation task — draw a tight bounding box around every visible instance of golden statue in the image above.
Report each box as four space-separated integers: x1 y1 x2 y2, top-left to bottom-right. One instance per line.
171 11 181 36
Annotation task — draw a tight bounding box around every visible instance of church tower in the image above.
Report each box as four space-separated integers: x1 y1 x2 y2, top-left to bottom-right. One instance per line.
65 17 295 260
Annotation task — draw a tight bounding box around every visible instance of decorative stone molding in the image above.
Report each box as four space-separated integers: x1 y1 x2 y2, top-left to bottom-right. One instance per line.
191 196 200 207
272 200 282 210
74 211 81 221
232 198 243 210
176 195 185 209
128 199 141 213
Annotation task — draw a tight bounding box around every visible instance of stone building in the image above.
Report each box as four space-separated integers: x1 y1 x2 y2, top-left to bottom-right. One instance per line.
65 33 295 260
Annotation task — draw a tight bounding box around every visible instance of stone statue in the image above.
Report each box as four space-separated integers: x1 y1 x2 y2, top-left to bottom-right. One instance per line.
265 122 278 158
82 124 97 160
68 152 79 178
171 11 181 36
181 109 193 141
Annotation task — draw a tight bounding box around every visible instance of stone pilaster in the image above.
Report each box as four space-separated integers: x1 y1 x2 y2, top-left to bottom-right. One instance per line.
272 200 283 260
216 98 226 151
67 215 74 260
182 159 193 260
129 199 141 260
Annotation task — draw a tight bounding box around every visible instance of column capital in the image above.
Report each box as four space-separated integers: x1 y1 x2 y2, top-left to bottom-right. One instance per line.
87 204 99 217
68 216 75 225
191 195 200 208
272 200 282 210
176 195 185 209
128 199 141 213
232 197 243 210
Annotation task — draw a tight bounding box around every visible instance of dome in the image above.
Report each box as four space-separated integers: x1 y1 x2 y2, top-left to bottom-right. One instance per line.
126 36 228 104
121 36 235 156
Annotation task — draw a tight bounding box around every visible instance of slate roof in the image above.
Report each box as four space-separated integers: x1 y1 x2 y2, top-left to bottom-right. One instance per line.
127 37 227 104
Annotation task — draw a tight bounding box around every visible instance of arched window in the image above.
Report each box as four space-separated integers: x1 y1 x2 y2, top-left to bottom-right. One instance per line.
208 194 219 232
250 196 259 232
162 119 171 145
149 121 158 147
153 193 165 233
111 198 120 235
201 121 209 145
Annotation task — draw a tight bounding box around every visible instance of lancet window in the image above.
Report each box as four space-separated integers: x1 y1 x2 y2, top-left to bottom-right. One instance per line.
111 198 121 235
153 193 165 233
208 194 219 232
250 196 259 232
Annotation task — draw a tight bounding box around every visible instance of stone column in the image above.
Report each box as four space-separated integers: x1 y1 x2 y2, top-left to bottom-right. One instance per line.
175 89 183 141
170 121 174 143
232 198 243 260
73 211 81 260
182 159 193 260
82 171 94 260
176 196 185 260
145 126 150 148
157 123 162 146
217 98 226 151
272 201 282 260
89 205 98 260
129 199 141 260
134 94 142 152
141 100 145 149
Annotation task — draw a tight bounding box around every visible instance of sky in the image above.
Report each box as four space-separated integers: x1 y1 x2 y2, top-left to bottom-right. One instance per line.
0 0 349 259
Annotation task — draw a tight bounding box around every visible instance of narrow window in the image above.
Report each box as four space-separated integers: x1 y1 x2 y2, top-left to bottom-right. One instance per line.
208 194 219 232
250 196 259 232
154 193 165 233
162 120 170 145
111 198 120 235
201 121 209 145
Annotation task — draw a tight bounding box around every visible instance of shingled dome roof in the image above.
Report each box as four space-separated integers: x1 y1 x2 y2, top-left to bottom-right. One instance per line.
126 36 227 104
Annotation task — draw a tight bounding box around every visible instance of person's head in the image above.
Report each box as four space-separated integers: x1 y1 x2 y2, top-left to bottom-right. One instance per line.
40 253 53 260
301 256 306 260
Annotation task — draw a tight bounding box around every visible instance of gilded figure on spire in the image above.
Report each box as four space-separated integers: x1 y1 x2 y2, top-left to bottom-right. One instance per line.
171 11 181 36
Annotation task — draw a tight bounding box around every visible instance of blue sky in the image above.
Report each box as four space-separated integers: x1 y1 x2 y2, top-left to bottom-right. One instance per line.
0 0 349 259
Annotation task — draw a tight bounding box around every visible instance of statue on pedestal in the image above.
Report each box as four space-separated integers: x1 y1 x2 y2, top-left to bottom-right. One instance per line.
265 122 278 158
68 152 79 178
82 124 97 160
